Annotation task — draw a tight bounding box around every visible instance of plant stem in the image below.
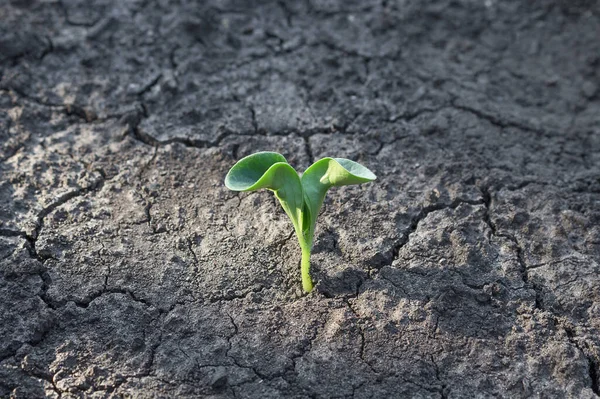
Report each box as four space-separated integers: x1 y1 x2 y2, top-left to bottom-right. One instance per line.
300 243 313 292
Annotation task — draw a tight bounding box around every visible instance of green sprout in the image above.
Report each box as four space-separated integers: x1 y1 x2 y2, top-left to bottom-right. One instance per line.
224 151 376 292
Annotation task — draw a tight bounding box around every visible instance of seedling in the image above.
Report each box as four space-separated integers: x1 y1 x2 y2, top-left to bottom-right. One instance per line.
225 151 376 292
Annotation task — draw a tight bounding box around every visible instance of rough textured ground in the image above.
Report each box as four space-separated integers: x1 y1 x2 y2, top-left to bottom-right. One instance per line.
1 0 599 397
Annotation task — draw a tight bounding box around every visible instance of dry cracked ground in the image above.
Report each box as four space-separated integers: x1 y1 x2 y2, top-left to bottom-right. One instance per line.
1 0 600 398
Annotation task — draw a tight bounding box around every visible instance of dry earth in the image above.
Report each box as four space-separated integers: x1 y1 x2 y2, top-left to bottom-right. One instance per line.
1 0 600 398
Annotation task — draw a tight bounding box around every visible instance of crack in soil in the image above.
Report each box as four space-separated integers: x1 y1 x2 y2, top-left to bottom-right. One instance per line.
564 325 600 396
9 171 109 311
390 197 486 266
303 135 314 165
72 288 152 309
451 101 549 136
482 185 600 396
135 74 163 97
345 299 379 376
431 354 448 399
1 88 105 123
479 186 540 306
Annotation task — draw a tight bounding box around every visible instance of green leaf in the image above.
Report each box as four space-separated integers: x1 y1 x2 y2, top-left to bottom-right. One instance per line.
224 151 289 191
224 151 304 231
301 157 376 237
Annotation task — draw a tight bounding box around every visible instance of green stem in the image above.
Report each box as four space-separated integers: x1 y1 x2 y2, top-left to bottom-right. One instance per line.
300 243 313 292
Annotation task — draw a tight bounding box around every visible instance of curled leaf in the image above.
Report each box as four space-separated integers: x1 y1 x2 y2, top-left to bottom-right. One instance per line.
225 151 304 231
301 157 376 234
224 151 289 191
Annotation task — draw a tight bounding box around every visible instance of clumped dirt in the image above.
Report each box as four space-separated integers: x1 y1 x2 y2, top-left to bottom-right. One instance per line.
1 0 600 397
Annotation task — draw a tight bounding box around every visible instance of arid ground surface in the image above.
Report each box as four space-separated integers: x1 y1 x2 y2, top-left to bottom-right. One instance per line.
1 0 600 398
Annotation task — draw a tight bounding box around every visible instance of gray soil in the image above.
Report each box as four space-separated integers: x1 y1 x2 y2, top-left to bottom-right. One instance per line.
1 0 600 397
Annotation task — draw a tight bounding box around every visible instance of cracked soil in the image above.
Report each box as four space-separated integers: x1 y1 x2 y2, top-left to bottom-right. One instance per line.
1 0 600 398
